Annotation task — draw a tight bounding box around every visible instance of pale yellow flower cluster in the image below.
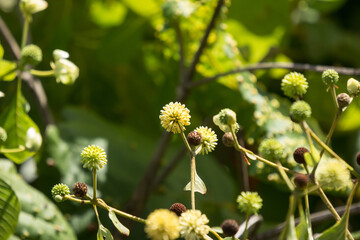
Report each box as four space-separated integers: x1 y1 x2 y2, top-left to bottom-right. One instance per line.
160 102 191 134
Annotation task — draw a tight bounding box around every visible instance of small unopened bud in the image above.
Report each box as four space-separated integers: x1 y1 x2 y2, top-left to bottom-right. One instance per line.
169 203 186 216
25 127 42 152
293 147 309 164
221 219 239 237
21 44 42 66
294 173 309 189
290 101 311 123
337 93 351 110
222 132 234 147
347 78 360 96
73 182 88 198
0 127 7 143
322 69 339 86
187 131 202 146
356 152 360 166
51 183 70 202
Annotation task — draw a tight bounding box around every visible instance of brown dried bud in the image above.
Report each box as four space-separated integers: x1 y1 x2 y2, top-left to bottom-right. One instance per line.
187 131 202 146
293 147 309 164
73 182 88 198
337 93 351 110
356 152 360 166
222 132 234 147
221 219 239 237
294 173 309 189
169 203 186 216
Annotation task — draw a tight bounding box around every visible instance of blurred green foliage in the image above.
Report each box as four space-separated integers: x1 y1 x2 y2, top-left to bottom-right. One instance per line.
1 0 360 239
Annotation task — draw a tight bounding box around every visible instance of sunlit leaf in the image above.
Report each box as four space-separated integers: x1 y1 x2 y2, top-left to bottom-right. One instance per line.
0 178 20 240
97 224 114 240
90 0 127 28
108 209 130 236
0 60 16 81
184 170 207 194
0 94 40 164
122 0 160 17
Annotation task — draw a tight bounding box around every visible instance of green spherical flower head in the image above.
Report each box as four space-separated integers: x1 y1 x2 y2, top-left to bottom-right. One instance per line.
213 108 238 133
322 69 339 86
290 101 312 123
316 158 353 193
237 191 263 215
258 138 284 162
0 127 7 143
281 72 308 99
21 44 43 66
347 78 360 96
51 183 70 202
81 145 107 171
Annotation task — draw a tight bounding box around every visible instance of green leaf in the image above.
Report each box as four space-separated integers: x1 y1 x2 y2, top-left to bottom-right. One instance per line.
0 43 3 59
0 93 40 164
0 60 17 81
280 214 297 240
90 0 127 28
316 182 359 240
184 170 207 194
97 224 114 240
0 178 20 240
296 206 313 240
122 0 160 17
108 209 130 236
245 151 257 160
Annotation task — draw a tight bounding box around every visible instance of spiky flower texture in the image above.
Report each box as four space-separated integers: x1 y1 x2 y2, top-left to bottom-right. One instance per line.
194 126 217 155
81 145 107 171
258 138 284 162
179 210 210 240
160 102 191 134
316 158 353 193
322 69 339 86
213 108 239 133
237 191 263 215
290 100 312 123
281 72 308 99
145 209 180 240
51 183 70 202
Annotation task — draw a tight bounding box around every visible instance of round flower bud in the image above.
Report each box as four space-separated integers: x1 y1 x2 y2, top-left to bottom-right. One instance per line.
170 203 187 216
81 145 107 171
73 182 88 198
337 93 351 110
222 132 234 147
0 127 7 143
237 191 263 215
51 183 70 202
293 173 309 189
145 209 180 240
54 195 64 203
213 109 238 133
322 69 339 86
179 210 210 240
290 101 311 123
347 78 360 96
187 131 202 146
194 126 218 155
293 147 309 164
160 102 191 134
221 219 239 237
20 44 42 66
20 0 48 15
281 72 309 99
356 152 360 166
258 138 284 162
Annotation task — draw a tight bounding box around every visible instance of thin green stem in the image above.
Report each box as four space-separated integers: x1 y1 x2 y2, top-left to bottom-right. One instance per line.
330 85 339 109
305 123 360 179
208 228 224 240
92 169 97 200
65 195 92 204
304 188 314 239
21 17 30 49
280 195 297 240
109 207 146 224
230 124 294 174
93 204 101 226
242 213 250 240
276 161 295 191
319 110 341 158
191 155 196 210
30 69 54 77
180 129 192 153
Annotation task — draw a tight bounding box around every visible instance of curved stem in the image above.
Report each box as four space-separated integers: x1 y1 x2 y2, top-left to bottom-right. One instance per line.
276 161 294 191
319 110 341 158
209 228 224 240
0 145 25 153
243 213 251 240
30 69 54 77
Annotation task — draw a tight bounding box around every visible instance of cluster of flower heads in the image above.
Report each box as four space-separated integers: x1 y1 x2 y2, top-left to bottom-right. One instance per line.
145 208 210 240
159 102 218 155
